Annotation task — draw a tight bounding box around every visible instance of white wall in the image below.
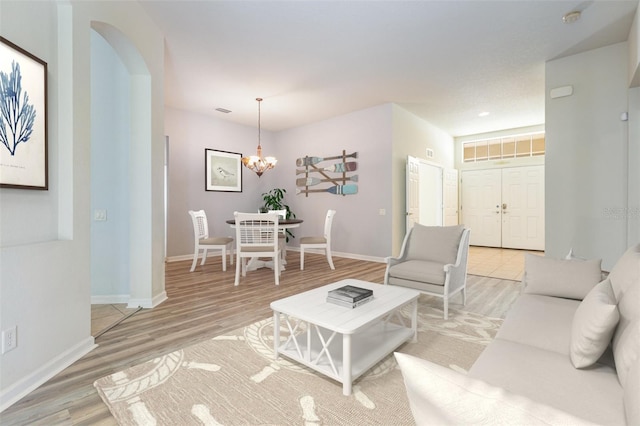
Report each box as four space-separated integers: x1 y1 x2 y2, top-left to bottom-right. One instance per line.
628 86 640 246
0 0 165 411
90 31 131 299
545 42 631 270
391 105 455 255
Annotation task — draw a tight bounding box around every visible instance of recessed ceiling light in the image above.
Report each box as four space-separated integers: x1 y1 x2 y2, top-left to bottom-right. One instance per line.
215 107 232 114
478 112 490 117
562 11 581 24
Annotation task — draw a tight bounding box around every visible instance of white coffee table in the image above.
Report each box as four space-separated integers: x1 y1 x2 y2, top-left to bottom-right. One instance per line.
270 279 420 395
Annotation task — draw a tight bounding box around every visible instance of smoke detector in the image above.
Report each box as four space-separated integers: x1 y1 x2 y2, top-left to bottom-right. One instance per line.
562 11 581 24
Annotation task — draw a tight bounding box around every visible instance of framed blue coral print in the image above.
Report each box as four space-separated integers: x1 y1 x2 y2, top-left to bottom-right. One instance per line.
0 37 48 190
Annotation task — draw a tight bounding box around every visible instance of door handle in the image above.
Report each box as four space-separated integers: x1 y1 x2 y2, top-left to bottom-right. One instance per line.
502 203 507 210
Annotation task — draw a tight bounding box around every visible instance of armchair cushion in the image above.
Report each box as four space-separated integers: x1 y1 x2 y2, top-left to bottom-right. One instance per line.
387 260 446 286
406 224 464 265
523 254 602 300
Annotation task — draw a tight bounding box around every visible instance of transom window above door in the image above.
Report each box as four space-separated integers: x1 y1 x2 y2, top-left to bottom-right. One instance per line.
463 132 545 163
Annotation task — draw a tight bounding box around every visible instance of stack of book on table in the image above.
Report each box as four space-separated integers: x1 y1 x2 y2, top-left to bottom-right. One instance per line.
326 285 373 308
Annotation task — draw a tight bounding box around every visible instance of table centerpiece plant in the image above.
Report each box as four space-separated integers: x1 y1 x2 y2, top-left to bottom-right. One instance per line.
260 188 296 241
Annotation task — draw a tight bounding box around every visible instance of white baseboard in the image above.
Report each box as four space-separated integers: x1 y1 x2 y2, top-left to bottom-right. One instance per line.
166 252 227 263
288 247 386 264
91 294 130 304
167 250 385 264
128 290 167 309
0 336 97 413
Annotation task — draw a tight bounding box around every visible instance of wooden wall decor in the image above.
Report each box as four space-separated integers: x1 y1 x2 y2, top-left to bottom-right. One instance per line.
295 150 358 196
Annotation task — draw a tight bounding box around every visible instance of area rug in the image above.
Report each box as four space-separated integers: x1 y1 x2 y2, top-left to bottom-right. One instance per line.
94 303 503 425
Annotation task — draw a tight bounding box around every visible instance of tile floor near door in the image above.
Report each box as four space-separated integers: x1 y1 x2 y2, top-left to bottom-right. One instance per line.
467 246 543 281
90 247 543 336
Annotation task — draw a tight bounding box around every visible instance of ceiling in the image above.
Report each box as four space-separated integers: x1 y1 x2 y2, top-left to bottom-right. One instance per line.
138 0 638 137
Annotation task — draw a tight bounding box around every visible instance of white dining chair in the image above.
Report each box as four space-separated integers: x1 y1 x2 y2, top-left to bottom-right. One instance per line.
234 212 281 286
188 210 234 272
268 209 288 262
300 209 336 271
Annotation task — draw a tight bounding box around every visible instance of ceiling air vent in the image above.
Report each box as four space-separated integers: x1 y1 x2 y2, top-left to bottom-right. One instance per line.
215 107 232 114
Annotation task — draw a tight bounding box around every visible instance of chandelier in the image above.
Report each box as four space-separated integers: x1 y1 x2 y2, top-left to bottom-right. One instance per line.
242 97 277 177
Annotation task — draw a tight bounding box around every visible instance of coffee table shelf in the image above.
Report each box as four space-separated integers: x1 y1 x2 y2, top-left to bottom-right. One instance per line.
277 320 415 383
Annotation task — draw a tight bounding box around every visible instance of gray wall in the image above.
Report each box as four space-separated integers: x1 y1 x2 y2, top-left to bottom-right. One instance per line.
275 104 394 259
165 106 272 258
545 42 634 270
166 104 396 260
166 103 457 262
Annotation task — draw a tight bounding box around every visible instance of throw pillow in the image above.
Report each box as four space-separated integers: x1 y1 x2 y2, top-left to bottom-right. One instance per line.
394 352 595 425
523 254 602 300
406 224 464 265
570 279 620 368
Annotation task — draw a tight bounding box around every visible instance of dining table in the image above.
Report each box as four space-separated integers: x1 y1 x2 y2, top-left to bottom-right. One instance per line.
226 217 303 271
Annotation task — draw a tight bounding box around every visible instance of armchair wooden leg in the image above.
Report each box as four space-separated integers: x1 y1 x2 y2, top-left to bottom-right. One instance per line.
443 296 449 320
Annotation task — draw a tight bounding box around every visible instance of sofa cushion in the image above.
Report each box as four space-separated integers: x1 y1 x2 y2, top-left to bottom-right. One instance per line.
608 244 640 386
469 339 624 425
613 318 640 387
406 224 463 265
495 294 579 355
570 278 620 368
625 355 640 425
523 254 602 300
394 352 596 426
388 260 446 285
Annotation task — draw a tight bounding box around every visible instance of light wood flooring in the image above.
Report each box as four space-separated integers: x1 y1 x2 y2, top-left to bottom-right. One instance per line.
1 250 525 425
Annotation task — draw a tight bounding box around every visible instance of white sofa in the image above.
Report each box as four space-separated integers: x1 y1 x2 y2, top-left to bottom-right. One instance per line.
396 243 640 425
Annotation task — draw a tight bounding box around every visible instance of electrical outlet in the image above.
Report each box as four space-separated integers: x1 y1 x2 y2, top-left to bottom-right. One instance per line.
2 326 17 354
94 209 107 221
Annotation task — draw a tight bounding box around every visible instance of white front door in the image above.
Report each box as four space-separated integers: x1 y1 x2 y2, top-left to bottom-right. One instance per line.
462 166 545 250
461 169 502 247
501 166 545 250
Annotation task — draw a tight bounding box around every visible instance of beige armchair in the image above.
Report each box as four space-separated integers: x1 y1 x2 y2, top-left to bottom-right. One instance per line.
384 224 470 319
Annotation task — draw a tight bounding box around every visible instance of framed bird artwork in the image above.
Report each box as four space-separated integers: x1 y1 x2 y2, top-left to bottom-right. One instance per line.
205 148 242 192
